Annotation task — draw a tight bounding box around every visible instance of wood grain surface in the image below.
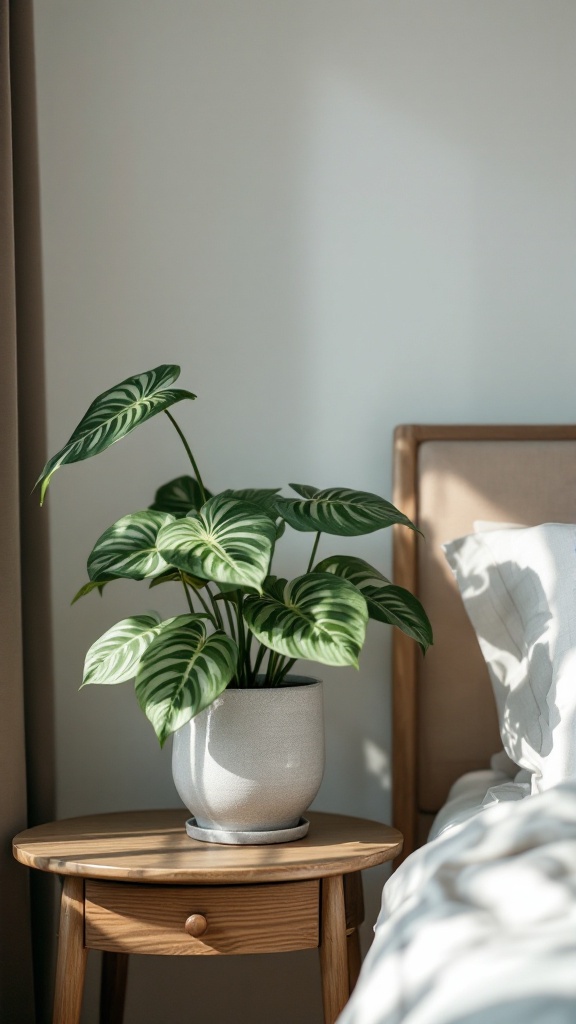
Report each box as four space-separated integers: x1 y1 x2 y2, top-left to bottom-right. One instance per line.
85 879 319 955
53 876 86 1024
319 875 348 1024
13 810 402 884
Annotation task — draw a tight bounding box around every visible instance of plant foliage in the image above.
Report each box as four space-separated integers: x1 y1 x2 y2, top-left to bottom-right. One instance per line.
38 365 432 745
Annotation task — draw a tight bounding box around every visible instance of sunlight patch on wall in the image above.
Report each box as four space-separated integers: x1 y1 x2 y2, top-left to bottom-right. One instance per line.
363 738 391 791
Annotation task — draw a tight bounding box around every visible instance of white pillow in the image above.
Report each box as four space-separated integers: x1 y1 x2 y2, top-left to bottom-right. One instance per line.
443 523 576 794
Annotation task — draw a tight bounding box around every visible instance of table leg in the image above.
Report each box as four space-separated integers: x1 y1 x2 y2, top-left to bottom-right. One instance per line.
100 951 129 1024
319 874 348 1024
344 872 365 994
53 876 87 1024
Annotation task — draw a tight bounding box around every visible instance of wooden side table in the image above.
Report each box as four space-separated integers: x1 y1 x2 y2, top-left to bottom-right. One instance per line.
13 809 402 1024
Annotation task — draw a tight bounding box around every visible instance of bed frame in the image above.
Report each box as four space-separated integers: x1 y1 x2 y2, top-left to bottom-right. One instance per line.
391 424 576 862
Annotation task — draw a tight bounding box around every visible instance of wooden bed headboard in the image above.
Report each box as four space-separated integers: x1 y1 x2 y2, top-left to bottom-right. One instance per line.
391 424 576 861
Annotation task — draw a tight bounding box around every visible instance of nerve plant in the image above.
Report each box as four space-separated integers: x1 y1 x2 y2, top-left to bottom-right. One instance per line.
37 365 432 746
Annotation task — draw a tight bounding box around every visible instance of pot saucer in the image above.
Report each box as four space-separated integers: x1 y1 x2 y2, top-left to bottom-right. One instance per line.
185 816 310 845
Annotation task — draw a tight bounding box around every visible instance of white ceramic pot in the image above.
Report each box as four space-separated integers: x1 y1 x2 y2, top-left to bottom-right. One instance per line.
171 677 324 838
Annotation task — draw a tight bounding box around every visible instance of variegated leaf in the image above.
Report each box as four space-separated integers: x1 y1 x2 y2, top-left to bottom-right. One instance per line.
359 583 433 653
71 579 109 604
314 554 390 587
274 487 416 536
258 575 287 602
150 475 209 517
315 554 432 652
157 494 276 591
221 488 281 514
289 483 320 499
87 510 175 582
223 488 286 539
148 568 207 590
243 572 368 668
135 621 238 746
36 365 196 503
223 488 287 540
81 613 198 687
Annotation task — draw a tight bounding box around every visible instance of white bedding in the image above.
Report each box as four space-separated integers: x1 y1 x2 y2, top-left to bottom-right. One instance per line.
427 765 530 842
337 781 576 1024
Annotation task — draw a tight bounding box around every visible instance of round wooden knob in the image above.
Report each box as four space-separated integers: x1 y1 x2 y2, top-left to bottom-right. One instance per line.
185 913 208 937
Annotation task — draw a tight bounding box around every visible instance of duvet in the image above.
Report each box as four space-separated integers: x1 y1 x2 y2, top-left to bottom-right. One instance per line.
337 781 576 1024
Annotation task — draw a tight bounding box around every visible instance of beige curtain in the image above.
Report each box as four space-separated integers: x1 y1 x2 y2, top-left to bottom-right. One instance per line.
1 2 56 1021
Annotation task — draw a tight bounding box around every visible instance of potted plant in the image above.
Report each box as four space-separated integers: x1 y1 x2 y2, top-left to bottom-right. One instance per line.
37 364 432 842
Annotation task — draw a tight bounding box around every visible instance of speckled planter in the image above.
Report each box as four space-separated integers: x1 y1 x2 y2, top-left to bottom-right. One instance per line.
171 678 324 839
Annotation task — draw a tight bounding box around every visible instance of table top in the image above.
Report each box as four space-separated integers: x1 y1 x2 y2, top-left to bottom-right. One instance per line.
13 810 403 884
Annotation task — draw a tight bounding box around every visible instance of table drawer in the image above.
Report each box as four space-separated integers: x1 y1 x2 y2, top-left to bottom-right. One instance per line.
85 879 320 955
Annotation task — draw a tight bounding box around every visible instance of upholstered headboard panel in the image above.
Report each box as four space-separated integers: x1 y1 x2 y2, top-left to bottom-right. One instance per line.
392 426 576 861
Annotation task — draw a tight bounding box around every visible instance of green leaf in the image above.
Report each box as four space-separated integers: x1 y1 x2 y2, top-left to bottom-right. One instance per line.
315 554 433 653
71 580 109 604
87 510 175 582
361 584 433 653
221 488 281 515
81 613 198 687
274 487 417 536
258 575 287 602
135 621 238 746
314 554 390 588
150 475 210 517
222 488 286 540
243 572 368 668
157 494 276 591
36 365 196 503
148 568 207 590
289 483 320 499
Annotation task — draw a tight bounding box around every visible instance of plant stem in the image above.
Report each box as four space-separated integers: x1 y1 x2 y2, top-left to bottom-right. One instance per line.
164 409 208 503
235 592 249 686
252 642 268 680
306 531 322 573
244 632 254 683
274 657 297 687
206 584 225 631
222 595 237 643
265 649 280 686
180 573 196 615
193 584 217 626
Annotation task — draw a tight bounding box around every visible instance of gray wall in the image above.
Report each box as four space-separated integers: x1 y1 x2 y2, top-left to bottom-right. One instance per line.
33 2 576 1021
